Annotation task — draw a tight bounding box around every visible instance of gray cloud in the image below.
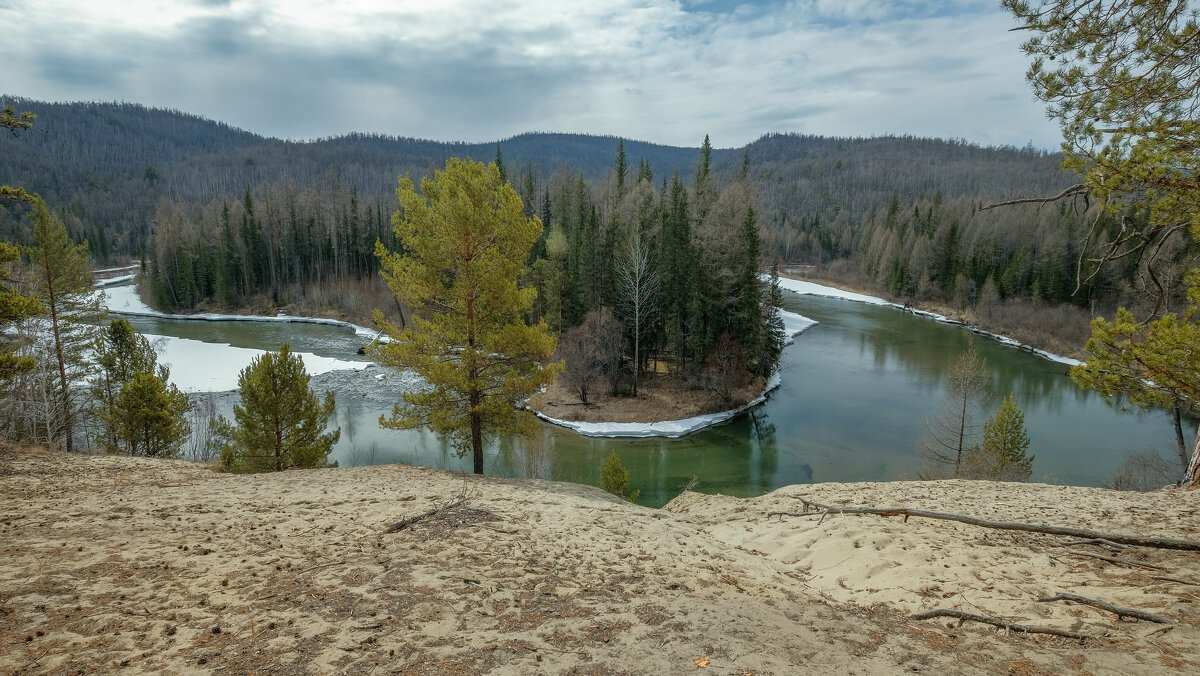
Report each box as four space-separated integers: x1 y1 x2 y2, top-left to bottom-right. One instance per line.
0 0 1061 148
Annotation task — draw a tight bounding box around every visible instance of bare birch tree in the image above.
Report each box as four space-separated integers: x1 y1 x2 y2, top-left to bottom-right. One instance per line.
615 227 659 397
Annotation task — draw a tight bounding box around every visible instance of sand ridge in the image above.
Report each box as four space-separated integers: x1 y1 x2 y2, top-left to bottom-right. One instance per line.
2 448 1198 675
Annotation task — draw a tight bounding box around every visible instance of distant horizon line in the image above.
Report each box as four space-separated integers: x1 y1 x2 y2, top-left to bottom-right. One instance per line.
1 94 1062 156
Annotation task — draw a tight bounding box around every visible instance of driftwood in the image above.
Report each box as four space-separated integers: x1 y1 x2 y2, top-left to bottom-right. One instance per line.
1037 593 1176 624
384 496 469 533
768 497 1200 552
911 609 1097 641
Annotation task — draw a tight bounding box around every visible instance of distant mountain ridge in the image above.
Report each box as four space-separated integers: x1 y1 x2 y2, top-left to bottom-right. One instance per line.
0 97 1075 261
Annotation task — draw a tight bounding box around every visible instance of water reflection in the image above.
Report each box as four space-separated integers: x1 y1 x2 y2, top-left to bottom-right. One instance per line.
153 290 1194 507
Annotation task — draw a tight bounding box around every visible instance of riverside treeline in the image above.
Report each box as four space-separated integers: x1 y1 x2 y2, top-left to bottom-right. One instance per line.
2 99 1195 350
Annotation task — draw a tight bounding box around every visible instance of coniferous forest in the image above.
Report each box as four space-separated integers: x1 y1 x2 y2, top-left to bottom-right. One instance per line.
2 97 1196 362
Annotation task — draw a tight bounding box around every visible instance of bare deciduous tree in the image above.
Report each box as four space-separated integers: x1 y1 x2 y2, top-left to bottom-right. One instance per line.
614 227 659 397
703 334 749 404
557 308 621 404
920 342 989 478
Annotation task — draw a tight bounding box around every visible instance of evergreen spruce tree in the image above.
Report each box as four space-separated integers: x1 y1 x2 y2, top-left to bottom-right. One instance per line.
218 343 340 472
758 263 787 377
733 205 763 365
615 139 628 199
495 143 506 184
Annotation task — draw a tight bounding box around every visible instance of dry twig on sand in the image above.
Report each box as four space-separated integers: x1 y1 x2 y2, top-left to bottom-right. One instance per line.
911 609 1098 641
1037 593 1176 624
767 496 1200 551
1059 548 1169 571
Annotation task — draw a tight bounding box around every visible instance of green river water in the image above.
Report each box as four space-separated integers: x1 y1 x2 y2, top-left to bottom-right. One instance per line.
124 291 1195 507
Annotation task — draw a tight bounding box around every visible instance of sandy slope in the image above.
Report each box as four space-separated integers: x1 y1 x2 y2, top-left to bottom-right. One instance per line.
2 449 1198 675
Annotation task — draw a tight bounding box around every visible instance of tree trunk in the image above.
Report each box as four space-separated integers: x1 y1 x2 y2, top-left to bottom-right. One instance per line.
46 280 74 454
470 403 483 475
1186 425 1200 488
1172 403 1188 469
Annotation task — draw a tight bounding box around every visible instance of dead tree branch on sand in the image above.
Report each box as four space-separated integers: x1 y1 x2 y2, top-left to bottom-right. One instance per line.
911 609 1098 641
765 497 1200 552
384 496 470 533
1037 593 1176 624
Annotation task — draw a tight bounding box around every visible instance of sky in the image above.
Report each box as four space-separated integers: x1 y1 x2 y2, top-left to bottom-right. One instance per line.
1 0 1062 149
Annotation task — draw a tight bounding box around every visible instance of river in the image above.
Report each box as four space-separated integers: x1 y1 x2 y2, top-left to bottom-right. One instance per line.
119 288 1195 508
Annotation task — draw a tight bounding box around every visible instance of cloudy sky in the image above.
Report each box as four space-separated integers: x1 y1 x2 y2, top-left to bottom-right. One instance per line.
1 0 1061 149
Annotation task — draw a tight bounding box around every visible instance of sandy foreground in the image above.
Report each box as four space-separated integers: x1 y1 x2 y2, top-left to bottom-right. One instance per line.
2 449 1199 675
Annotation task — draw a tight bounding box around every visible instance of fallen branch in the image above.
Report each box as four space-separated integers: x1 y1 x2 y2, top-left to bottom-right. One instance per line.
296 560 343 575
1149 575 1200 586
384 496 469 533
1060 549 1170 571
1061 538 1131 552
772 497 1200 551
911 609 1098 641
1037 593 1176 624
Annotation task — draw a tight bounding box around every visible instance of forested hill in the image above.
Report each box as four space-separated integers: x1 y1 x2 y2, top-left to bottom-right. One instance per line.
0 97 1076 262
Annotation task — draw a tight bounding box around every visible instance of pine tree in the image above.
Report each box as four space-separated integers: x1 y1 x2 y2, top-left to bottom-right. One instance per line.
92 318 159 452
110 371 191 458
218 343 340 472
374 158 561 475
1070 277 1200 481
598 450 639 503
91 318 190 458
0 241 41 383
966 393 1034 481
24 199 106 452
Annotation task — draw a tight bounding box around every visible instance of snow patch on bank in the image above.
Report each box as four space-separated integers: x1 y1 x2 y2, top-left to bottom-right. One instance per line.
94 274 137 287
772 276 1082 367
102 284 383 340
147 333 371 393
100 285 374 392
536 308 816 438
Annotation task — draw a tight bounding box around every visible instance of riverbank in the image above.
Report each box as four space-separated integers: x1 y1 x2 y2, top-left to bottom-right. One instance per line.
106 280 826 439
776 272 1086 366
3 448 1197 674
